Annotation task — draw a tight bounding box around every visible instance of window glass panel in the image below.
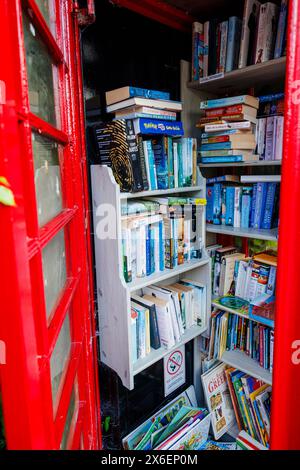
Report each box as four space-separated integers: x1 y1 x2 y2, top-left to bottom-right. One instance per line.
60 386 78 450
32 133 63 227
42 230 67 318
23 12 60 127
35 0 55 31
50 314 71 403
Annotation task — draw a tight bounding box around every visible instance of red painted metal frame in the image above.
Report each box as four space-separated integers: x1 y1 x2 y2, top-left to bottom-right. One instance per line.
110 0 194 32
0 0 101 450
270 0 300 451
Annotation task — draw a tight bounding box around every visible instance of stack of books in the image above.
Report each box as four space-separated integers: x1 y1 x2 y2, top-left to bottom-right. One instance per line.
208 310 274 372
256 93 284 161
198 95 259 164
121 198 205 283
130 279 207 360
225 369 272 448
87 86 199 192
206 179 280 230
191 0 288 80
123 386 210 450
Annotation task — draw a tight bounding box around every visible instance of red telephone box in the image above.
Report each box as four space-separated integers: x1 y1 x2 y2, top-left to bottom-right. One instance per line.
0 0 101 450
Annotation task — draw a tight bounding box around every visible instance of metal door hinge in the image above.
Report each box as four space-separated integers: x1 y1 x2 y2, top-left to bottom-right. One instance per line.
73 0 96 26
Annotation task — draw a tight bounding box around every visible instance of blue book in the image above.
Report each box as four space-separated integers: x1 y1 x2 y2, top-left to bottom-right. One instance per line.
201 156 244 163
201 142 233 151
134 118 184 136
149 226 155 274
125 86 170 101
201 129 243 139
253 183 268 229
206 185 214 223
225 16 242 72
261 183 277 229
115 112 176 121
167 137 175 189
152 137 169 189
241 187 253 229
145 140 158 190
212 183 222 225
146 225 152 276
258 92 285 103
250 184 257 228
159 221 165 272
274 0 288 59
200 95 258 110
177 140 184 187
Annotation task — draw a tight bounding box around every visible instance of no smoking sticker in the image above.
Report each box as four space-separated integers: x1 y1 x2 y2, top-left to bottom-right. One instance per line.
164 345 186 396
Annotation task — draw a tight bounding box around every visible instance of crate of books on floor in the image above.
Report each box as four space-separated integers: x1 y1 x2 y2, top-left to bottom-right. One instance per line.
90 85 211 391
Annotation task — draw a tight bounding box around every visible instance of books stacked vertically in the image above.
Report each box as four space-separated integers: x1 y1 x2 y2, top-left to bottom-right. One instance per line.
121 198 205 283
191 0 288 80
236 430 268 450
206 181 280 230
198 95 259 164
256 93 284 161
130 280 207 361
123 386 211 450
225 369 272 447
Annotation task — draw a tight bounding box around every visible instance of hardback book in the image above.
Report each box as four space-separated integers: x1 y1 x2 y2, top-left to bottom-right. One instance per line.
204 121 253 132
226 16 242 72
115 106 177 120
254 2 279 64
239 0 261 68
192 22 204 81
200 95 259 110
218 21 228 74
252 182 268 228
201 363 236 439
105 86 170 105
107 97 182 113
133 118 184 137
274 0 288 58
205 104 257 120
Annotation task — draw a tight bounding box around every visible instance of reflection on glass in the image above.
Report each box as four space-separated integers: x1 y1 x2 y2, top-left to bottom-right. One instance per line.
50 314 71 403
23 12 59 126
35 0 53 29
42 230 67 318
60 386 78 450
32 133 63 227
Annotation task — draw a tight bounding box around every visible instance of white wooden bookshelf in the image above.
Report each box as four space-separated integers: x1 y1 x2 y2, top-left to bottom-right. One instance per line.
221 350 272 385
206 224 278 241
91 165 211 390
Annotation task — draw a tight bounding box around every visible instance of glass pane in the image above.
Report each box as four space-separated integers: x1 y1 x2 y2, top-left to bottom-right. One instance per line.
35 0 54 30
60 386 78 450
42 230 67 318
32 133 63 227
50 314 71 403
23 12 60 127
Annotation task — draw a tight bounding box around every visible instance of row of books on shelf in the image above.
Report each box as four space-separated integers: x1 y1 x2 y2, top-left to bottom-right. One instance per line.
130 280 207 360
209 310 274 373
121 198 205 283
206 182 280 230
256 115 284 160
191 0 288 81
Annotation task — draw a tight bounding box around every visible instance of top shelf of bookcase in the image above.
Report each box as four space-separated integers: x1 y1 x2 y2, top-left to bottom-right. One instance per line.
187 57 286 95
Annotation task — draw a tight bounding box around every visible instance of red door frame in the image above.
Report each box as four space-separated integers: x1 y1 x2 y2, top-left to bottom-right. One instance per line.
0 0 101 450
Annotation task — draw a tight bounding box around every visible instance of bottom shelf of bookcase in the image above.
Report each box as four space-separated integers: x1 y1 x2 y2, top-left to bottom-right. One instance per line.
133 324 207 376
221 350 272 385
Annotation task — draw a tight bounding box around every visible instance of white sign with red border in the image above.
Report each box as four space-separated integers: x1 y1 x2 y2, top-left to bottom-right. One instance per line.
163 345 186 397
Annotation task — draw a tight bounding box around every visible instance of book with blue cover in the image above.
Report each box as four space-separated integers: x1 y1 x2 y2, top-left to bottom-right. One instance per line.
201 156 244 163
253 182 268 229
225 186 235 226
213 183 222 225
206 186 214 223
106 86 170 105
200 95 259 110
201 141 238 151
226 16 242 72
133 118 184 136
261 183 277 229
274 0 288 59
152 137 169 190
241 186 253 228
144 140 158 190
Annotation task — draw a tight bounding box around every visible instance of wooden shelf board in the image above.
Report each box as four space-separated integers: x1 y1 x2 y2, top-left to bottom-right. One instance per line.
199 160 282 168
128 257 210 292
120 185 204 199
212 298 275 328
206 224 278 241
133 324 207 375
187 57 286 94
221 350 272 385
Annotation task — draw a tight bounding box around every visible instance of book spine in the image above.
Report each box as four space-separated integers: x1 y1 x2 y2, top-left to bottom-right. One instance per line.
253 182 267 229
201 142 233 150
145 140 158 190
146 225 151 276
201 156 243 163
135 118 184 136
206 185 214 223
205 121 253 131
234 187 241 228
225 187 235 226
164 217 174 269
138 137 149 190
261 183 276 229
152 137 169 190
241 187 252 228
159 220 165 272
138 308 146 359
192 138 197 186
226 17 241 72
167 137 175 189
250 184 257 227
128 87 170 100
265 116 275 160
136 225 146 278
117 112 176 121
203 21 210 77
267 266 277 295
270 330 274 374
257 117 267 158
173 142 179 188
122 227 132 283
177 141 184 187
213 183 222 225
274 0 288 59
274 116 284 160
192 22 201 81
239 0 257 68
200 95 256 109
153 224 160 274
221 185 226 225
173 218 178 268
255 3 279 64
219 21 228 73
125 120 144 191
145 308 151 355
149 306 161 350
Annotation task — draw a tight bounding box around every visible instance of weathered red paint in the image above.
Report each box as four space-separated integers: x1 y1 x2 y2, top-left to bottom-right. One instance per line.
270 0 300 451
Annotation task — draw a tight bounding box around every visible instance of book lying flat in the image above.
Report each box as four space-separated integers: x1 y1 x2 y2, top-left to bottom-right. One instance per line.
106 86 170 105
107 97 182 113
201 155 259 163
200 95 259 110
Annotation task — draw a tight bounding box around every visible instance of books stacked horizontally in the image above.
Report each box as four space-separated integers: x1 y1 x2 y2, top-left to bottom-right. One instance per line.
208 309 274 372
191 0 288 80
206 177 280 230
256 93 284 161
123 386 211 450
198 95 259 164
121 198 205 283
226 369 272 448
130 280 207 360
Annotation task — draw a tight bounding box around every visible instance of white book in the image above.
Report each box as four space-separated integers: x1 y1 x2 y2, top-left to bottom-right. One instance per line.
181 279 207 328
122 227 132 281
235 260 249 298
136 225 147 278
239 0 261 69
203 21 209 77
107 97 182 113
266 265 277 295
143 295 175 349
204 121 253 132
254 2 279 64
256 117 267 158
274 115 284 160
152 223 160 274
265 116 275 160
131 301 147 359
218 21 228 74
233 187 241 228
131 227 137 280
173 142 179 187
240 174 281 182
